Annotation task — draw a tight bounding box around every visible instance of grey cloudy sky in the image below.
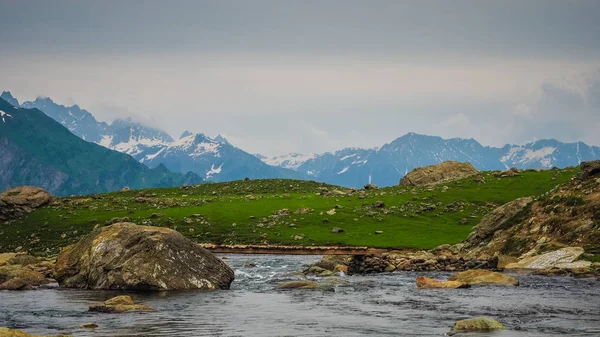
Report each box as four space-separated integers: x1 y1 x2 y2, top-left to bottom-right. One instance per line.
1 0 599 155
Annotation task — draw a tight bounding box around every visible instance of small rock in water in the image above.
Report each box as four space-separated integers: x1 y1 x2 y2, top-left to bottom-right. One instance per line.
89 295 155 313
276 280 319 289
448 317 505 335
80 323 98 329
0 327 73 337
416 276 469 289
449 269 519 286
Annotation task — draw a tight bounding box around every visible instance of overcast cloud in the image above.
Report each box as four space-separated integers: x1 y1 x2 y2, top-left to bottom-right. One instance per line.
1 0 599 155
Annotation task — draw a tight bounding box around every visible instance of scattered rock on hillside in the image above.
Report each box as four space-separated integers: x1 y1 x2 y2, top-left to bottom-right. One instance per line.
331 227 344 233
364 184 379 190
495 167 521 178
504 247 590 269
0 186 52 220
89 295 154 313
372 201 385 208
416 276 470 289
120 187 131 192
294 207 313 214
449 317 506 335
54 222 234 290
0 327 72 337
449 269 519 286
399 161 478 186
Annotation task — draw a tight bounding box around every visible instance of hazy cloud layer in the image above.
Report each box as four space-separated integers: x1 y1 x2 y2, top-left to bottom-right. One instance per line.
1 1 599 155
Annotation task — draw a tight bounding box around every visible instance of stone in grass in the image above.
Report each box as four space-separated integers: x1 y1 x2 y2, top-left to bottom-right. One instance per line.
89 295 155 313
448 317 506 335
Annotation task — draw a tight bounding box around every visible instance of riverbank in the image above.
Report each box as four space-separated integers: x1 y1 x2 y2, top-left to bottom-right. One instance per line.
2 254 599 337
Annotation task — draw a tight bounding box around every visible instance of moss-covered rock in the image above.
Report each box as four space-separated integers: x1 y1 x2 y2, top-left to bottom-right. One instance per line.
449 269 519 286
88 295 154 313
449 317 506 335
276 280 319 289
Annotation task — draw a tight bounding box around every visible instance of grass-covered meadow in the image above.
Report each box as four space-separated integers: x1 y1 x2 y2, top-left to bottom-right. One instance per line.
0 168 576 255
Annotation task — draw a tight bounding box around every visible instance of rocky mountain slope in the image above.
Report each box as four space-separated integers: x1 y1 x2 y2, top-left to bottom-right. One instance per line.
0 97 201 196
262 133 600 188
3 92 305 183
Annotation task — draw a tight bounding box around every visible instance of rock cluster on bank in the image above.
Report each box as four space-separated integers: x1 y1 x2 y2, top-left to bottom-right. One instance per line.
0 253 56 290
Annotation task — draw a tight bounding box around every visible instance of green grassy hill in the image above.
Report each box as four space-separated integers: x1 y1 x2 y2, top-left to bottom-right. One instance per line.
0 168 577 255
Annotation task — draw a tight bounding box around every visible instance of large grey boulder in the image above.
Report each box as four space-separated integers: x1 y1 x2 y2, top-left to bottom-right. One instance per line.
399 161 478 186
0 186 52 220
54 223 234 290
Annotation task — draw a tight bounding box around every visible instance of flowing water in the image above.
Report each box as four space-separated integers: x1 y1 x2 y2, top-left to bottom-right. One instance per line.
1 254 599 337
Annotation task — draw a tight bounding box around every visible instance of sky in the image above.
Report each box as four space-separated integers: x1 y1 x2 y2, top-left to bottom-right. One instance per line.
1 0 599 156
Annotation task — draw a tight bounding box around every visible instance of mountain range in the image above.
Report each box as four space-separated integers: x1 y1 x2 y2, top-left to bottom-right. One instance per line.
0 96 201 196
2 90 599 191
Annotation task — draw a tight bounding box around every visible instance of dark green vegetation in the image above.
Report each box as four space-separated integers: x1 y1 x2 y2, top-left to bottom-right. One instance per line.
0 98 202 196
0 168 577 255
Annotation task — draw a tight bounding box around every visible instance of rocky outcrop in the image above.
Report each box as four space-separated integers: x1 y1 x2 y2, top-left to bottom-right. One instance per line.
88 295 154 313
449 269 519 286
399 161 478 186
54 222 234 290
0 186 52 220
494 167 521 178
416 276 469 289
466 197 534 246
504 247 590 269
448 317 505 335
579 160 600 180
0 328 72 337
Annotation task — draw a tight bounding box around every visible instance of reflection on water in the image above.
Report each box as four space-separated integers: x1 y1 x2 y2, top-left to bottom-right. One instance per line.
1 254 599 336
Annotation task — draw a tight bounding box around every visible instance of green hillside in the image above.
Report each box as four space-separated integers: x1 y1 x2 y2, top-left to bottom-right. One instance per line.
0 98 202 196
0 168 576 255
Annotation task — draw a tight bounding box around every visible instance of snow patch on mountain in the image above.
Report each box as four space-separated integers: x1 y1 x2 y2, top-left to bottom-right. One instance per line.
0 110 12 123
337 167 350 174
206 164 223 179
261 153 317 170
501 146 558 168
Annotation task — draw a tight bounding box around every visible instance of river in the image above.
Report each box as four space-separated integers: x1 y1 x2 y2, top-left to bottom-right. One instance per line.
1 254 599 336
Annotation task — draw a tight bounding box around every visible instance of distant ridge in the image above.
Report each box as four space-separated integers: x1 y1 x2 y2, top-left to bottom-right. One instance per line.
5 91 599 189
